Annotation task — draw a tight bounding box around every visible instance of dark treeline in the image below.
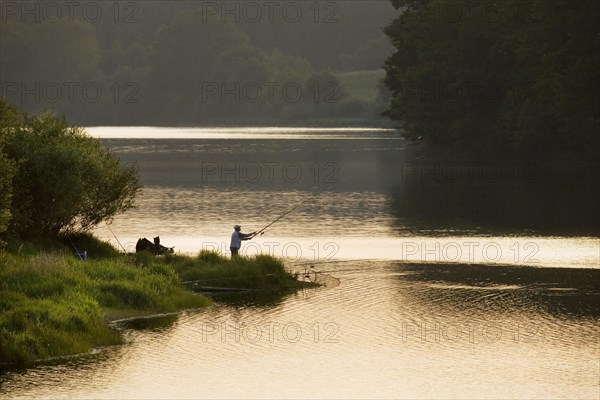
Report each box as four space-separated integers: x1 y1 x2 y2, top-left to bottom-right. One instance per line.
383 0 599 162
0 0 396 125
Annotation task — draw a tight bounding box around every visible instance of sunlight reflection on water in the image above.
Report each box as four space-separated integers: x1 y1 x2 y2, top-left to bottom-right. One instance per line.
2 261 598 399
93 186 599 269
2 127 597 399
87 126 399 140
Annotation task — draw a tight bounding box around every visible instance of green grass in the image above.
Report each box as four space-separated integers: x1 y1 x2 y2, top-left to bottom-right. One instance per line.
3 232 122 258
0 249 209 364
164 251 305 290
0 236 305 365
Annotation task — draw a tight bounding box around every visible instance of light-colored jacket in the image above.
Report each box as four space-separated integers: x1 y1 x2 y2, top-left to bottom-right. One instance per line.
230 231 252 249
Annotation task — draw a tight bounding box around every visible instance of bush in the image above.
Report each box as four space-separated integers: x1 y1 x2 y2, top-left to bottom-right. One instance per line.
0 98 19 239
0 97 142 240
0 150 14 240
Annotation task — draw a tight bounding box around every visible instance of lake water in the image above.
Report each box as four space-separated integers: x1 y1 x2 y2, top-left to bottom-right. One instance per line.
1 127 598 399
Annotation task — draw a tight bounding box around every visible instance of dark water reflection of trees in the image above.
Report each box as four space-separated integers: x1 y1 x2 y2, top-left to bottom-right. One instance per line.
104 136 600 237
386 155 600 236
396 262 600 320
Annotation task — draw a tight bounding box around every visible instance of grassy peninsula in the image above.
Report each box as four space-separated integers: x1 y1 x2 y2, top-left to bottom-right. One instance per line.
0 100 305 365
0 235 301 365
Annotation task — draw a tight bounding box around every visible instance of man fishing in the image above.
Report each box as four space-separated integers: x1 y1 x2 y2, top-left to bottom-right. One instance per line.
229 188 328 258
230 225 257 257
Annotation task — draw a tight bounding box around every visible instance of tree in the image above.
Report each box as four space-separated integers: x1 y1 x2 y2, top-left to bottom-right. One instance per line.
0 99 20 238
145 9 272 121
339 35 395 71
497 0 600 161
0 20 100 117
0 151 13 239
383 0 600 162
0 98 141 240
302 72 347 117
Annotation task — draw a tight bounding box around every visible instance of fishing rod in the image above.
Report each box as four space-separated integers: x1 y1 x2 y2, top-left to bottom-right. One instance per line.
106 221 127 253
251 187 331 238
65 234 86 260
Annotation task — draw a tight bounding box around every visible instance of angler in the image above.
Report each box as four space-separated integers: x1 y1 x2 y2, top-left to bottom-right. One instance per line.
229 187 329 258
230 225 257 257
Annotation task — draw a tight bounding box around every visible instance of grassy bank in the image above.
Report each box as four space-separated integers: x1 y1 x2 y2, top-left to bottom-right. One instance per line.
0 236 301 364
163 251 305 290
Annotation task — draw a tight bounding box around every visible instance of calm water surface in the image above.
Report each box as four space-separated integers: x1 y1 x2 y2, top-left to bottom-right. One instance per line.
1 127 598 399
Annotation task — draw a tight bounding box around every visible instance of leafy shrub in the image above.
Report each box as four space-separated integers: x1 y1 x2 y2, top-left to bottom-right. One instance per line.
0 98 19 239
0 97 141 240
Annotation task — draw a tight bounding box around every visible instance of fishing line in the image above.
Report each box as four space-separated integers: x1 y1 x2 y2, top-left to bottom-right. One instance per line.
181 275 273 285
289 258 374 267
252 186 333 238
65 234 85 260
106 221 127 253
